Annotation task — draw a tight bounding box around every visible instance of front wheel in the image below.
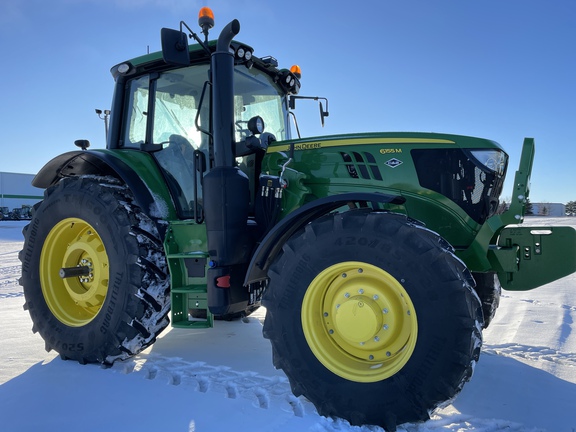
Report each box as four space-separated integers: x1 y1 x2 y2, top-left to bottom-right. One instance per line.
263 211 483 430
19 176 170 365
472 271 502 328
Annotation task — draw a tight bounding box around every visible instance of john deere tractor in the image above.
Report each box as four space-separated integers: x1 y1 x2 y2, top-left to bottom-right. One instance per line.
19 8 576 431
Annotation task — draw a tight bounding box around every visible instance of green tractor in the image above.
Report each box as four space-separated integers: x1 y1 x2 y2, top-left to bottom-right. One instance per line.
19 8 576 431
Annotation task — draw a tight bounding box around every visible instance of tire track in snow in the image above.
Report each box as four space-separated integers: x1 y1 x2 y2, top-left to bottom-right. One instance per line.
111 355 312 417
0 292 23 299
0 265 21 278
513 296 576 312
559 307 573 347
483 343 576 368
0 264 23 299
111 353 546 432
398 415 546 432
498 294 576 351
0 225 24 299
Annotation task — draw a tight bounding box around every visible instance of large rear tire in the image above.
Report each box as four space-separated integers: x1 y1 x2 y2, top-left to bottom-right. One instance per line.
263 211 483 431
19 176 170 365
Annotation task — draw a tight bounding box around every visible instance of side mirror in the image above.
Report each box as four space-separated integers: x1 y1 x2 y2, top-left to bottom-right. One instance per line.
161 28 190 66
318 100 329 127
289 96 329 127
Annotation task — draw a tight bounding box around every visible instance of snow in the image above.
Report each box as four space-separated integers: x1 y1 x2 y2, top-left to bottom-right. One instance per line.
1 218 575 432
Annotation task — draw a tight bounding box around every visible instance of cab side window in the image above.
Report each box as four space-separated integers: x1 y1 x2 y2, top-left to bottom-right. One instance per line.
121 75 150 148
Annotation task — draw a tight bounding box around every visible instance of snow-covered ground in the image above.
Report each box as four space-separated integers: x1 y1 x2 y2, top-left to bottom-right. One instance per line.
1 218 575 432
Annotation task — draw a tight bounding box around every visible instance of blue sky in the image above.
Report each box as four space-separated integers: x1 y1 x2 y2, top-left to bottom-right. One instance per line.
1 0 575 204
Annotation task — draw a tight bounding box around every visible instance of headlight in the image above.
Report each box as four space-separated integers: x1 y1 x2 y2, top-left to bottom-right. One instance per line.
470 150 507 175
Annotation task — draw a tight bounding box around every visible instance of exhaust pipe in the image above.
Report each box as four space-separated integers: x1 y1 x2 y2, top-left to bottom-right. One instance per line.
203 19 251 314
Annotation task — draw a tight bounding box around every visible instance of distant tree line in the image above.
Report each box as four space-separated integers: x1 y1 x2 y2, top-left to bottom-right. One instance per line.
497 199 576 216
525 199 533 215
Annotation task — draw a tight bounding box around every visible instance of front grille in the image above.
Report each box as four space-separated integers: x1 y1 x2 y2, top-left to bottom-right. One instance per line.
412 148 505 224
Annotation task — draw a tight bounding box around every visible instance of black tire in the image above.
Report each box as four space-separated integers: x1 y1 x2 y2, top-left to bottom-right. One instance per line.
472 271 502 328
19 176 170 365
263 211 483 431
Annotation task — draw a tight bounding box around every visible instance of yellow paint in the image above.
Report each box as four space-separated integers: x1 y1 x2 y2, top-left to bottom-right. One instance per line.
269 137 455 153
301 261 418 383
40 218 110 327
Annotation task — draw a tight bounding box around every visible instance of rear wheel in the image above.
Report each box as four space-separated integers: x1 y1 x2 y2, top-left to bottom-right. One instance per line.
263 211 483 430
19 176 170 365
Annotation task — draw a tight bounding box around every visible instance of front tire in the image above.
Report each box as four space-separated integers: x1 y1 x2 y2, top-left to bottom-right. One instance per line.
263 211 483 430
472 271 502 328
19 176 170 365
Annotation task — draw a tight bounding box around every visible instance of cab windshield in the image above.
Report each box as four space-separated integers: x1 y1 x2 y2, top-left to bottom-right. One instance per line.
234 67 287 142
122 64 287 150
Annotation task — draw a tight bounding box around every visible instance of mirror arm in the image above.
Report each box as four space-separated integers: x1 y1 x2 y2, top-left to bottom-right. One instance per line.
288 111 301 139
180 21 211 54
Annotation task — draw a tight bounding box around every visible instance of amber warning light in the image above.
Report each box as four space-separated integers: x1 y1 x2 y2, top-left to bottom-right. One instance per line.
290 65 302 79
198 7 215 39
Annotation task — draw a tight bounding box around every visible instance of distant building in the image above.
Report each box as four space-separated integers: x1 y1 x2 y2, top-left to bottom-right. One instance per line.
529 203 566 217
0 172 43 211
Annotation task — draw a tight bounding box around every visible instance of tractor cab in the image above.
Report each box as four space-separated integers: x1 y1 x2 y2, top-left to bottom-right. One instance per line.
113 57 292 220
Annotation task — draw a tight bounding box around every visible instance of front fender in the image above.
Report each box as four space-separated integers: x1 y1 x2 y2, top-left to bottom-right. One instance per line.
33 149 177 222
244 192 405 285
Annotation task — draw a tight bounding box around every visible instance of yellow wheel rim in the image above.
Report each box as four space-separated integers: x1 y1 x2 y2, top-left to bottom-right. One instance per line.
302 262 417 382
40 218 110 327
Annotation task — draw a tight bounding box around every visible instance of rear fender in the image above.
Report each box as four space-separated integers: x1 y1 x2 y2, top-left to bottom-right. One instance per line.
244 192 405 285
489 225 576 290
33 150 177 224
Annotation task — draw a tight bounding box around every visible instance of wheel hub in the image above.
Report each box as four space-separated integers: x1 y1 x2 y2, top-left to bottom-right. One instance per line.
40 218 110 327
302 262 418 382
333 297 381 343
